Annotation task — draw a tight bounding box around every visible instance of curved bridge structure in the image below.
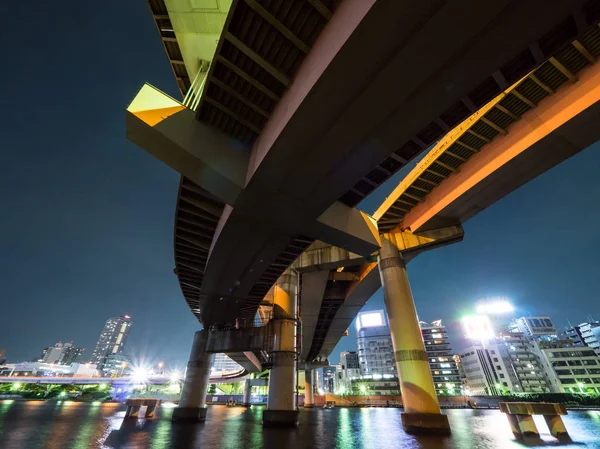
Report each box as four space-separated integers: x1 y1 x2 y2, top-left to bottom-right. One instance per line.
126 0 600 432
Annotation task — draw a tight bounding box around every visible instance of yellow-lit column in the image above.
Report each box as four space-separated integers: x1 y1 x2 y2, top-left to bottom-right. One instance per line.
304 369 314 408
378 234 450 434
172 330 215 422
263 269 299 426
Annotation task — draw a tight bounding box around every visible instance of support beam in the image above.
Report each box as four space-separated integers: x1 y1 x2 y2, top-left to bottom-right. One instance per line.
172 330 215 422
263 270 299 427
304 370 314 408
242 378 252 407
307 0 332 20
225 32 291 87
243 0 311 53
311 202 381 257
126 84 249 206
216 56 281 101
512 90 536 108
549 57 577 82
573 40 595 63
378 235 450 435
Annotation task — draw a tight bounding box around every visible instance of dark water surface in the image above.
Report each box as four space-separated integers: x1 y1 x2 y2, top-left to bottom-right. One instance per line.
1 400 600 448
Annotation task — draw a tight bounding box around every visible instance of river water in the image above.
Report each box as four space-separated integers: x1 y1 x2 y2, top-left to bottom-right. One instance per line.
1 400 600 448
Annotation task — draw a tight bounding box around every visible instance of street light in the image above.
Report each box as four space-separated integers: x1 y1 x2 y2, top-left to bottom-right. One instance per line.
158 361 164 374
578 382 586 394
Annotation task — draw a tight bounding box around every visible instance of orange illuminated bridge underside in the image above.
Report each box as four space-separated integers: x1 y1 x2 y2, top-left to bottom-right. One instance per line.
402 60 600 232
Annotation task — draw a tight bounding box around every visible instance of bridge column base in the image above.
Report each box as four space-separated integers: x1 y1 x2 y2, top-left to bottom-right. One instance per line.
379 234 448 431
401 413 451 435
173 330 214 423
262 410 299 427
172 407 208 422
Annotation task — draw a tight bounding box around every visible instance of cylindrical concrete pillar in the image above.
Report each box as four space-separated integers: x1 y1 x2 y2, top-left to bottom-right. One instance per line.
263 270 299 426
304 369 314 407
243 378 252 407
378 234 449 434
172 330 215 422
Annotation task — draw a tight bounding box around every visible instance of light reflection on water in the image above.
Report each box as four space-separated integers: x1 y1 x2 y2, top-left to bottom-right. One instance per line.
0 400 599 449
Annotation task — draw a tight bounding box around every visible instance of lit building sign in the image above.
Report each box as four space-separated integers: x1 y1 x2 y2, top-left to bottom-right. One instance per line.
356 310 385 331
461 315 495 341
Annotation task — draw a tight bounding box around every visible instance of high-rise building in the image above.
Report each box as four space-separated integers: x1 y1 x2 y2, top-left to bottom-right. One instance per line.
322 366 337 393
563 322 600 355
39 342 84 365
101 354 131 377
339 351 361 385
535 339 600 394
211 353 242 374
420 320 461 395
459 332 550 395
509 316 557 340
356 310 396 378
90 315 132 371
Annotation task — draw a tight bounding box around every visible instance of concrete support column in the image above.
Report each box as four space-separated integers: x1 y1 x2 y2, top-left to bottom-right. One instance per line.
263 269 299 427
544 415 570 441
172 330 215 422
378 234 450 435
243 379 252 407
304 369 314 408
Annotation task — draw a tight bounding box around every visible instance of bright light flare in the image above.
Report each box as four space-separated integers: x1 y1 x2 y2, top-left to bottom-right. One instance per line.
356 311 385 331
131 366 150 384
11 383 21 390
169 370 181 384
475 298 514 315
462 315 495 341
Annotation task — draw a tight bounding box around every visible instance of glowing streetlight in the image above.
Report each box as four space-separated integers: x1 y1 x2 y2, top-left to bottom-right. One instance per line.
11 383 21 390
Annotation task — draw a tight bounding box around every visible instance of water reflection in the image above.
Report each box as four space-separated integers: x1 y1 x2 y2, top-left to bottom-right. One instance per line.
0 400 599 448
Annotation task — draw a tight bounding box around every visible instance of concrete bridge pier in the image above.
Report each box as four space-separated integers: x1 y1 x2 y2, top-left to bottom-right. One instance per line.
242 378 252 407
263 270 299 427
378 234 450 435
304 369 314 408
172 330 215 422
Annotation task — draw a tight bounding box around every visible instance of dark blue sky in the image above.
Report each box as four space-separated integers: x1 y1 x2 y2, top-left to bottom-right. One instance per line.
1 1 599 369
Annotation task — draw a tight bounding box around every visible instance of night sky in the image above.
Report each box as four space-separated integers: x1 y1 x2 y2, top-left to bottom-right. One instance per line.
2 1 600 370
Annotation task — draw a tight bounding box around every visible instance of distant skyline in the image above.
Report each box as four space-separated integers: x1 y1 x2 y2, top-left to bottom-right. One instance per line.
1 1 600 369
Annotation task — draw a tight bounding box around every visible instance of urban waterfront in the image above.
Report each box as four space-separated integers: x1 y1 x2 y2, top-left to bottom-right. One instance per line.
1 401 600 449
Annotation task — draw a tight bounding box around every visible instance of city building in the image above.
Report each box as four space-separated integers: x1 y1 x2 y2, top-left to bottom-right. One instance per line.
351 378 400 395
39 342 84 365
90 315 132 371
101 354 131 377
420 320 461 395
460 333 550 395
460 344 514 395
564 321 600 355
210 353 242 374
509 316 557 340
356 310 396 378
321 366 337 393
535 340 600 393
496 332 550 393
339 351 361 385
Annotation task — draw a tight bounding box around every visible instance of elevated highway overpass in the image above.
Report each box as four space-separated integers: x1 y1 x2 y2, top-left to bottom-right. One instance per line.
125 0 600 432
